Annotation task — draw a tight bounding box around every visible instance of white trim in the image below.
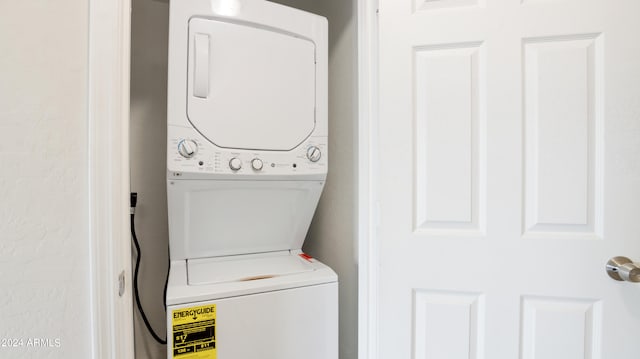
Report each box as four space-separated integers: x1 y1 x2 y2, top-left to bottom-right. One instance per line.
88 0 134 358
357 1 379 359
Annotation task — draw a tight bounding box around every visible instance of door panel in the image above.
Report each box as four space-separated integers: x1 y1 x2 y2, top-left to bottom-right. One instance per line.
376 0 640 358
414 43 485 235
523 34 603 238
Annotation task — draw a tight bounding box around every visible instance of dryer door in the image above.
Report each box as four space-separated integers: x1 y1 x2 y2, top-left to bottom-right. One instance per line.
186 18 316 151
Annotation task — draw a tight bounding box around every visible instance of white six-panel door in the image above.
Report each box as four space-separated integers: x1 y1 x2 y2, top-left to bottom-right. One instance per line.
375 0 640 358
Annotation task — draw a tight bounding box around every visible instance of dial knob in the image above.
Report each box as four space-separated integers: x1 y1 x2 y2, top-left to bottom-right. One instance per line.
306 146 322 162
251 158 263 171
229 157 242 171
177 139 198 158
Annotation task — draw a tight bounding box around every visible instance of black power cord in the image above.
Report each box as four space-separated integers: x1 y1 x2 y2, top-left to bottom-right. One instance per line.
130 192 168 345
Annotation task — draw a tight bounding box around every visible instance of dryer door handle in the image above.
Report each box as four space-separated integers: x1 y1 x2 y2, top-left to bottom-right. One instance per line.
193 33 210 98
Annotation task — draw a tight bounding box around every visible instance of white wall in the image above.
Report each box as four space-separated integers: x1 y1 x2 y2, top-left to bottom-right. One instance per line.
0 0 91 358
130 0 171 357
129 1 358 358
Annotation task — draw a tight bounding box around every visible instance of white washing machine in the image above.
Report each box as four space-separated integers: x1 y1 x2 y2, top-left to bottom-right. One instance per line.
165 1 336 358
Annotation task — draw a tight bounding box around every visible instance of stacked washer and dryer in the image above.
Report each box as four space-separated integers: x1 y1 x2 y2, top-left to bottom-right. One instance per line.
165 1 337 358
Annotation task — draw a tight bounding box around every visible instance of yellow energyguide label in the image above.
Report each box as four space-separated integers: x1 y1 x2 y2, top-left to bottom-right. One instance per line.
172 304 217 358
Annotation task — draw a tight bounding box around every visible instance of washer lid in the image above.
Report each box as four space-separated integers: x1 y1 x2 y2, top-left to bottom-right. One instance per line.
188 252 316 286
187 17 316 151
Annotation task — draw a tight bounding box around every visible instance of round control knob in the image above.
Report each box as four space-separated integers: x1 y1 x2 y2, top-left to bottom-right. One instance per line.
306 146 322 162
177 139 198 158
251 158 263 171
229 157 242 171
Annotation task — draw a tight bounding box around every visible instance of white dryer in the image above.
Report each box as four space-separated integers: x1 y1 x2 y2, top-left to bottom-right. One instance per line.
165 1 336 358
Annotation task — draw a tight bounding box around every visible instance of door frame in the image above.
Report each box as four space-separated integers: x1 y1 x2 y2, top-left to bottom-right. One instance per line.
357 0 379 359
88 0 134 357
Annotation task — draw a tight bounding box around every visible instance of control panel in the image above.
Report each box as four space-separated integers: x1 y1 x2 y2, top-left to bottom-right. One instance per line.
167 126 327 177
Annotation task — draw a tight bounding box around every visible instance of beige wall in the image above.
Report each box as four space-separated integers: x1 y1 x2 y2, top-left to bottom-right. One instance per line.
0 0 91 357
130 1 358 358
